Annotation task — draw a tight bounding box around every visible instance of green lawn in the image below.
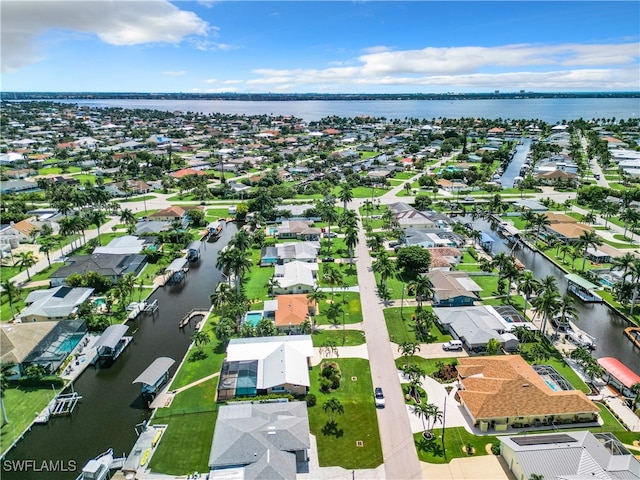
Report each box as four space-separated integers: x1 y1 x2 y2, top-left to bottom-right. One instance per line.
394 356 458 376
315 292 363 325
414 427 498 464
308 358 383 469
119 195 157 203
317 263 358 288
243 265 273 301
311 329 366 347
384 306 451 344
471 274 500 298
1 385 58 455
520 343 590 393
393 172 417 180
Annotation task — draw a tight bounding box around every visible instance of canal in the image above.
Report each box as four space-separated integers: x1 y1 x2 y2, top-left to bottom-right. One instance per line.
500 138 531 188
3 222 237 480
475 217 640 375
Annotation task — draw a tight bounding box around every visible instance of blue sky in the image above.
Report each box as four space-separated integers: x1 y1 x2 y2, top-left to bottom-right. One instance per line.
1 1 638 93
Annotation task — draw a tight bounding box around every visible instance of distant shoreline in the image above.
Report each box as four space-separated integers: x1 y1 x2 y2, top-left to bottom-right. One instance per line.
2 92 639 101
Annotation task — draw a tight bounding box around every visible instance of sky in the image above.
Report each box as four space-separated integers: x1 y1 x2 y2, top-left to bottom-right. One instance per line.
1 1 639 93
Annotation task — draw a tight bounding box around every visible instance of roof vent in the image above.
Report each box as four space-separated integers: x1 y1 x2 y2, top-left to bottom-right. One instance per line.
522 383 529 387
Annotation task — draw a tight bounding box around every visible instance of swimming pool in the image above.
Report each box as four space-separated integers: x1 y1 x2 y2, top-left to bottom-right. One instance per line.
92 297 106 307
244 311 263 327
54 334 84 356
544 379 559 392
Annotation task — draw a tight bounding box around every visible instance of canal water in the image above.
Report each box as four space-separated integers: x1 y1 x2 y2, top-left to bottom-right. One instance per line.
500 138 531 188
3 222 237 480
476 217 640 375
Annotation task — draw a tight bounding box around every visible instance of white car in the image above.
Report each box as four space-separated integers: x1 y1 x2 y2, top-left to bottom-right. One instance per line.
374 387 385 408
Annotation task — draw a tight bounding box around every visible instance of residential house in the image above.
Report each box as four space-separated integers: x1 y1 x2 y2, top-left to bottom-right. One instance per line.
147 206 189 226
534 170 577 186
272 261 318 295
275 221 321 241
51 253 147 287
427 270 481 307
456 355 599 432
0 219 39 245
433 305 519 353
208 401 311 480
500 431 640 480
426 247 462 271
395 210 439 230
436 178 469 193
18 286 94 323
403 228 454 248
545 222 593 243
217 335 314 400
105 179 152 197
274 294 317 333
260 242 319 266
93 235 152 255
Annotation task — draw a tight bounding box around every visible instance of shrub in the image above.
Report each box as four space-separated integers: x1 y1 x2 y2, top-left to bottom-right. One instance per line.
305 393 317 407
491 443 501 455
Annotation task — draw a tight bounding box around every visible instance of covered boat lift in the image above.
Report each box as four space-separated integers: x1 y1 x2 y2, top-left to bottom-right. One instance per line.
187 240 203 261
94 324 132 364
133 357 175 405
565 273 603 303
164 257 188 285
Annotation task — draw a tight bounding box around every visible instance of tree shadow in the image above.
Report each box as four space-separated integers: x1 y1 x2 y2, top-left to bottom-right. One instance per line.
321 420 344 438
416 435 444 459
188 350 208 362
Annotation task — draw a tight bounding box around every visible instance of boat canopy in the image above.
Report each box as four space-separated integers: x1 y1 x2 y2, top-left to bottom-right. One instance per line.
187 240 202 251
166 257 188 273
95 324 129 351
132 357 175 387
597 357 640 388
565 273 599 290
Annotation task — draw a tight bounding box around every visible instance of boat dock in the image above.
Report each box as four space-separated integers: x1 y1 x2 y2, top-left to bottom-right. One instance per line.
127 301 148 320
50 392 82 416
624 327 640 349
565 273 603 303
179 308 208 328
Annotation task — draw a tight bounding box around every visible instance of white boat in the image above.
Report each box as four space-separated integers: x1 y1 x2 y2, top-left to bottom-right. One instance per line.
76 449 115 480
126 302 148 320
566 320 597 349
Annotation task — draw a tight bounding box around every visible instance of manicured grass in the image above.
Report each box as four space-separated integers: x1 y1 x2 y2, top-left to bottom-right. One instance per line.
307 358 383 469
414 427 498 464
599 290 640 325
205 208 231 220
1 385 58 454
243 265 273 301
471 274 500 297
394 356 458 376
317 263 358 288
168 319 226 391
149 410 217 474
311 329 366 347
384 306 452 344
70 174 113 184
315 292 363 325
333 186 388 198
373 272 410 300
119 195 157 203
520 343 590 393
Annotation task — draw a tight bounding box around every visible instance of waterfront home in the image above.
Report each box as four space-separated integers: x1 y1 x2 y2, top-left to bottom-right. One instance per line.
0 218 39 245
51 253 147 287
275 220 322 241
147 206 189 224
403 228 455 249
542 212 578 224
217 336 314 400
395 210 439 230
500 431 640 480
260 241 319 266
105 179 152 197
208 401 310 479
18 286 94 322
545 222 593 243
456 356 599 432
274 294 316 333
1 319 87 376
93 235 152 255
427 270 481 307
272 260 318 295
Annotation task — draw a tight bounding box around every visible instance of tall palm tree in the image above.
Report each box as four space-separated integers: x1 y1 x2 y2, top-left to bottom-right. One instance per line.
398 341 420 369
119 208 136 226
628 259 640 315
619 208 639 240
554 294 578 337
372 252 395 294
39 236 56 268
517 270 540 319
15 251 36 281
322 264 343 302
532 213 551 241
521 210 536 233
408 275 432 309
229 230 252 252
210 282 233 318
344 226 359 261
88 210 108 246
306 287 326 330
578 231 603 272
216 247 252 293
1 280 21 320
337 183 354 213
612 252 636 286
532 284 561 338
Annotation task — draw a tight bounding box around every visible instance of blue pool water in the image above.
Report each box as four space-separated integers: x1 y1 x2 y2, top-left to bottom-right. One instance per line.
92 297 106 307
545 379 559 392
244 312 263 327
55 335 83 356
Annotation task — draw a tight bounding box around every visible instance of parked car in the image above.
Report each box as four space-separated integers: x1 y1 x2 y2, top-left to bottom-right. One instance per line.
374 387 385 408
322 257 335 262
442 340 464 351
324 232 338 238
593 173 601 180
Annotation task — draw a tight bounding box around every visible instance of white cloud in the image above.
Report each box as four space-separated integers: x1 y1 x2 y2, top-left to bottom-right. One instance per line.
163 70 186 76
245 42 639 91
1 0 209 73
190 39 236 51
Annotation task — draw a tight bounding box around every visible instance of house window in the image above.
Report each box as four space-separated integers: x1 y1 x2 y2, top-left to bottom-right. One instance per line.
272 386 285 392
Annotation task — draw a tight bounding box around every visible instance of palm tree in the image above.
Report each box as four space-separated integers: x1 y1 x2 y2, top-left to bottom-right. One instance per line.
210 282 232 316
344 226 359 261
337 183 354 212
402 363 426 400
216 247 252 293
517 270 540 319
532 281 560 338
366 232 385 253
578 231 603 272
323 397 344 425
306 287 326 330
15 251 37 281
213 317 235 345
119 208 136 226
229 230 252 252
554 294 577 337
372 251 395 294
88 210 108 246
532 213 551 241
190 330 211 352
0 363 16 426
408 276 432 309
39 236 56 268
322 264 343 302
521 210 536 232
612 252 636 286
619 208 639 240
398 341 420 369
627 259 640 315
1 280 21 320
265 277 281 298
